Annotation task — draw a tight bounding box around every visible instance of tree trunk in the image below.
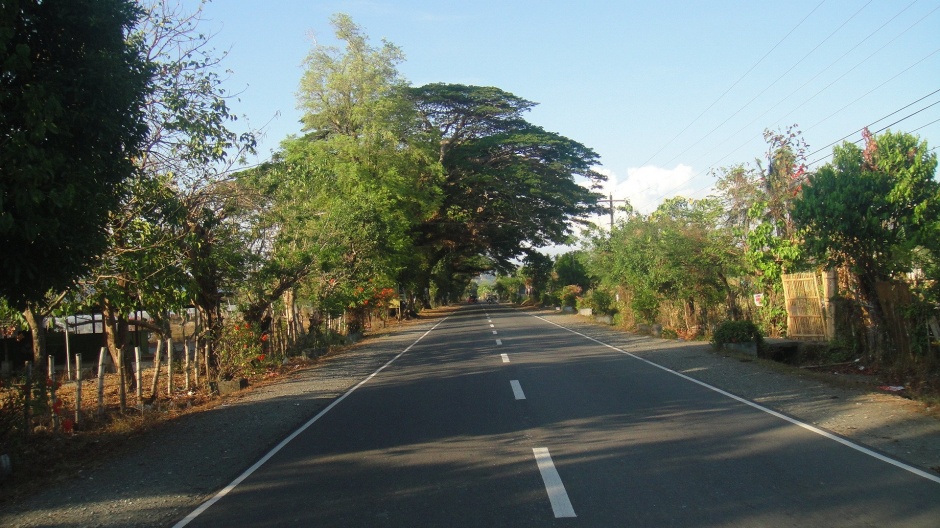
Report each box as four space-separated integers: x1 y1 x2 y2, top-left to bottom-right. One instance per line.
101 300 134 411
856 273 890 361
22 305 46 364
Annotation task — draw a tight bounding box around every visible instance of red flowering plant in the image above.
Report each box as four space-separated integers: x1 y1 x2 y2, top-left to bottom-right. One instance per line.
343 282 399 333
213 321 273 380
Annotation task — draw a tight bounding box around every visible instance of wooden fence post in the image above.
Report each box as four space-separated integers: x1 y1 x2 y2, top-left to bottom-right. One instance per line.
23 361 32 436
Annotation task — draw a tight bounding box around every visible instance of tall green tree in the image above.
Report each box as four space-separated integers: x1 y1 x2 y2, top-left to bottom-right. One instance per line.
0 0 149 308
552 251 593 291
254 13 440 323
793 129 939 354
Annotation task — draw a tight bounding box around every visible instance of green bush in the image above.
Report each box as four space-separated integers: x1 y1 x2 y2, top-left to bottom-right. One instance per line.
541 292 560 307
580 289 615 315
560 285 582 308
712 320 764 348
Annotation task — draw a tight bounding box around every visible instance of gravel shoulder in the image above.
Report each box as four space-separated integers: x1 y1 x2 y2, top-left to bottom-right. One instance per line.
3 306 939 527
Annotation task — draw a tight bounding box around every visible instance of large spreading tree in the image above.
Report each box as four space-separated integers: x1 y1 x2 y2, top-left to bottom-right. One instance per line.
408 83 607 299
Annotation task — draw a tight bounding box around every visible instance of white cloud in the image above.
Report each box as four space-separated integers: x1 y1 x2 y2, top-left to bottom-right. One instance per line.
615 164 698 215
545 163 712 256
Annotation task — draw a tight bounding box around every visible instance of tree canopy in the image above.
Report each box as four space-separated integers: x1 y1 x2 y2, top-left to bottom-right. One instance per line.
0 0 149 307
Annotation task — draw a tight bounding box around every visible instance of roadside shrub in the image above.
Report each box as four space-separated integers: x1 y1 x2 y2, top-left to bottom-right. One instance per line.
580 289 615 315
560 285 582 308
541 292 560 307
712 320 764 348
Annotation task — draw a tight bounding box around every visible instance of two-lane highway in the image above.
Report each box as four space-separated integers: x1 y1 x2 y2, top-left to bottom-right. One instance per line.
175 304 940 527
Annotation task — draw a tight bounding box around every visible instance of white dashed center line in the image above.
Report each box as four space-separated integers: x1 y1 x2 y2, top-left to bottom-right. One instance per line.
496 339 502 345
510 380 526 400
501 353 510 363
532 448 576 518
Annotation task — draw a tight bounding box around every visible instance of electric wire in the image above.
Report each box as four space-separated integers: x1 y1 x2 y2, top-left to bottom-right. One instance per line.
635 89 940 213
631 18 940 213
637 0 828 168
805 87 940 162
620 1 935 215
675 0 924 175
659 0 876 169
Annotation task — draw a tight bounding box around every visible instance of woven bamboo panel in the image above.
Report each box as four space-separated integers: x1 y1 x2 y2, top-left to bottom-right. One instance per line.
782 272 826 340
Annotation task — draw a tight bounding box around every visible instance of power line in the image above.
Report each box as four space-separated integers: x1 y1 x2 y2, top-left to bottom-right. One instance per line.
637 0 828 168
659 0 876 169
807 98 940 166
638 87 940 210
622 1 930 212
637 38 940 210
805 86 940 162
678 0 923 174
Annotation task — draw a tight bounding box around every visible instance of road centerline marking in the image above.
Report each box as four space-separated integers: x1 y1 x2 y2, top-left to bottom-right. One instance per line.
501 353 510 363
533 447 577 518
496 339 502 345
510 380 526 400
492 330 498 334
489 323 495 328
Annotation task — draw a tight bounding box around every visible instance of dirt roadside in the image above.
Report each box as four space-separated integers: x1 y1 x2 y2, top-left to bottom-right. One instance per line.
1 306 938 527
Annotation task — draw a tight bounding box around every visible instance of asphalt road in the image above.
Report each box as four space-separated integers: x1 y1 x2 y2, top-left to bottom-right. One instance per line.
174 304 940 527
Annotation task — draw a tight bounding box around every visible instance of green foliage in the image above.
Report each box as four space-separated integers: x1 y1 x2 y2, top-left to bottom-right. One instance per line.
560 285 582 308
581 289 615 315
408 83 606 276
588 196 742 328
521 252 553 299
793 130 939 282
793 130 938 356
552 251 593 291
712 320 764 348
540 292 561 307
0 0 149 307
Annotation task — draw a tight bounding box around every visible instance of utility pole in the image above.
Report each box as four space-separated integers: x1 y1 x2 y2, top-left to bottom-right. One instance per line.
605 193 628 230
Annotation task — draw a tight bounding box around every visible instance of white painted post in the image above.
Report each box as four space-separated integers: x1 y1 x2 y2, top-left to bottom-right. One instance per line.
135 346 142 407
48 356 58 431
64 319 72 381
184 340 190 391
97 346 106 417
166 338 174 395
75 354 82 427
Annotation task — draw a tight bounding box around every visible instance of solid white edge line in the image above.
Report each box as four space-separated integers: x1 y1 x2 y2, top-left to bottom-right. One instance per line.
172 317 451 527
501 353 510 363
532 447 577 518
531 313 940 486
510 379 526 400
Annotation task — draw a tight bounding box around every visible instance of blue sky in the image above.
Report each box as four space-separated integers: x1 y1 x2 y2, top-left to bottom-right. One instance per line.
189 0 939 220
